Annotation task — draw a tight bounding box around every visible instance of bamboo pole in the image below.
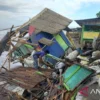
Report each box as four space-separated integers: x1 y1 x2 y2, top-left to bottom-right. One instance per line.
0 26 14 72
11 18 33 37
0 57 8 72
11 39 38 47
11 31 27 39
8 57 10 70
8 45 11 70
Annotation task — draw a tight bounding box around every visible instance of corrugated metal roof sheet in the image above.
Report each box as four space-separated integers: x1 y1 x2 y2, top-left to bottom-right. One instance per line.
75 18 100 26
1 67 53 89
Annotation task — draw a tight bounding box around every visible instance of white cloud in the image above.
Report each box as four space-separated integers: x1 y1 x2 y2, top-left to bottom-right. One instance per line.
0 0 100 29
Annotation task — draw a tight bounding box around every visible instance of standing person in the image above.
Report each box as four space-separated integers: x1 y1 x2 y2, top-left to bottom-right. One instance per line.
33 50 49 69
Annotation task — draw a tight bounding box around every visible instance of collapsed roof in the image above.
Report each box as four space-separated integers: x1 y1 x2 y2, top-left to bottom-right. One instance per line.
0 8 72 55
19 8 72 34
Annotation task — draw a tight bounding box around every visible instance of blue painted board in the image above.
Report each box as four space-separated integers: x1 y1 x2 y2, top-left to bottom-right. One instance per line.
43 39 65 58
60 31 71 46
31 32 53 43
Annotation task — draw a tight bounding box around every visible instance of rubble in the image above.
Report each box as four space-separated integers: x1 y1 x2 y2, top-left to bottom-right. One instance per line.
0 8 100 100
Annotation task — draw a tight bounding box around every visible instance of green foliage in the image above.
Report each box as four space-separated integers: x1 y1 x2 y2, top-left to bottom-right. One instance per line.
96 11 100 18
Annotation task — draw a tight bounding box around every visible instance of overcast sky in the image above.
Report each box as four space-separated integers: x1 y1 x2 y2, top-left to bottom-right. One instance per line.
0 0 100 30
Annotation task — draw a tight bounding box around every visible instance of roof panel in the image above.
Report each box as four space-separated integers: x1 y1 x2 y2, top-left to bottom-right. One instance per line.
75 18 100 26
30 8 72 34
15 8 72 34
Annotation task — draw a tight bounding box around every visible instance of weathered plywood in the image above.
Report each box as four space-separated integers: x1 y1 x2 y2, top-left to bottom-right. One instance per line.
43 8 71 23
15 8 72 35
38 11 70 26
30 8 72 34
31 21 58 34
31 19 65 31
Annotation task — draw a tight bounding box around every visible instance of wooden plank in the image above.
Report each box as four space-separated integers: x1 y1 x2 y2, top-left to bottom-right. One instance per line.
3 67 53 89
39 38 53 45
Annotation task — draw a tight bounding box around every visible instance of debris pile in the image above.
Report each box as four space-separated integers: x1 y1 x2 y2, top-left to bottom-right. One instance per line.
0 8 100 100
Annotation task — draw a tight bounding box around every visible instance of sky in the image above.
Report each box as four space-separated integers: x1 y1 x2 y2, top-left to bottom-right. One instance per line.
0 0 100 31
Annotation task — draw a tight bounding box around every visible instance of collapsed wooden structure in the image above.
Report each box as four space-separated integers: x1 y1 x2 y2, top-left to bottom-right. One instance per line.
0 8 74 100
0 8 98 100
0 8 73 71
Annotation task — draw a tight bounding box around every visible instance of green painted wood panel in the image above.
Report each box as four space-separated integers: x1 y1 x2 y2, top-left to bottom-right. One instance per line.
55 34 68 51
62 64 93 91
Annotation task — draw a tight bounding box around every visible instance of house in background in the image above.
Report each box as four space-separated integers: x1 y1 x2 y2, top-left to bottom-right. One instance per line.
76 18 100 45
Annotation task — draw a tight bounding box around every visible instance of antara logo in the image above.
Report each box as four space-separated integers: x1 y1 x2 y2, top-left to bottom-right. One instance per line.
79 86 100 97
90 89 100 95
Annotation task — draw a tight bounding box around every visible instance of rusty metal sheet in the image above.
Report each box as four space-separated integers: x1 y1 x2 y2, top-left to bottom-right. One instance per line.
1 67 53 90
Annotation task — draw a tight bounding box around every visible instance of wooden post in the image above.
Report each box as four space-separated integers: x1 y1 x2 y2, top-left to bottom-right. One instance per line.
66 32 76 49
8 45 11 70
0 57 8 72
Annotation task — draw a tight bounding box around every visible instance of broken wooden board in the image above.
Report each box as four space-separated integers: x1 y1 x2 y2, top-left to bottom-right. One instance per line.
0 67 53 90
39 38 53 46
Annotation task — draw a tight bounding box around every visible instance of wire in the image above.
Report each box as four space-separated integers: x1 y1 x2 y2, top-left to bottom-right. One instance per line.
0 25 21 31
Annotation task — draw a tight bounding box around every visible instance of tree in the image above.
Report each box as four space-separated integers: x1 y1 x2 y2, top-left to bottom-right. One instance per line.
96 11 100 18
